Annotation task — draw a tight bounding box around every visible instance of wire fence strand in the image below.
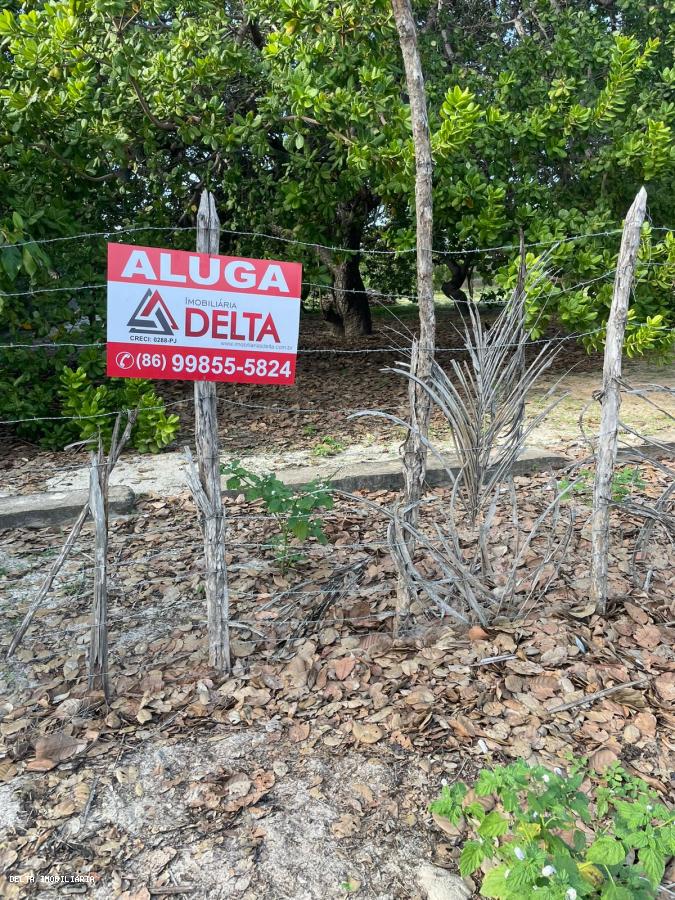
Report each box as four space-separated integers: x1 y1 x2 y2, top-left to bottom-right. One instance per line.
1 224 644 255
2 322 675 426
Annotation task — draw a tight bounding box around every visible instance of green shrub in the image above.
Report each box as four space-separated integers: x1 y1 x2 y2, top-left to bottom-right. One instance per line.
59 366 179 453
431 759 674 899
221 460 334 571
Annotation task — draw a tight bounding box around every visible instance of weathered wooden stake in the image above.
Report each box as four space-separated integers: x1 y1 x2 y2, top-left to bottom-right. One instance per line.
88 411 137 699
590 187 647 614
7 504 89 658
391 0 436 634
190 190 230 672
88 438 109 698
7 410 137 660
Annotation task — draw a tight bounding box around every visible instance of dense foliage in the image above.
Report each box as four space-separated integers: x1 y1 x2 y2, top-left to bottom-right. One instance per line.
431 758 675 899
0 0 673 445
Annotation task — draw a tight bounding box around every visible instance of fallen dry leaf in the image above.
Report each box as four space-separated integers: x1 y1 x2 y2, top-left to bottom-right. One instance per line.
624 603 650 626
0 760 18 782
352 783 374 805
432 811 464 838
73 781 92 809
633 711 657 739
224 773 252 800
331 813 359 839
334 656 357 681
118 888 151 900
655 674 675 703
467 626 489 642
633 625 663 650
589 748 618 772
0 848 18 872
352 722 384 744
26 732 86 771
48 799 77 818
289 721 311 743
447 715 476 740
0 718 29 737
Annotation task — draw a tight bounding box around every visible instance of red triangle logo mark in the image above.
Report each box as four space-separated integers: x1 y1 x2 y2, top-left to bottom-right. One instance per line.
141 291 179 330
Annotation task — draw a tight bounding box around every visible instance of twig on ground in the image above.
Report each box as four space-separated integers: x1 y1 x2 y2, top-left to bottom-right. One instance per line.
548 677 650 714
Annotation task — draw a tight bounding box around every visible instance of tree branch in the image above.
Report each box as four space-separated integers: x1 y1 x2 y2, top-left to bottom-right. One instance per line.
278 115 355 146
129 75 180 131
32 143 125 183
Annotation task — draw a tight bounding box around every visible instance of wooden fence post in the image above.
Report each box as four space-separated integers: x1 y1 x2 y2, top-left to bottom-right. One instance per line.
590 187 647 613
6 504 89 658
8 411 136 662
391 0 436 635
88 438 109 698
190 190 231 672
88 411 137 700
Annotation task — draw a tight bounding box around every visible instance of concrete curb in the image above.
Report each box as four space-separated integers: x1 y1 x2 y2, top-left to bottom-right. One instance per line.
2 439 671 528
0 486 136 530
229 447 570 496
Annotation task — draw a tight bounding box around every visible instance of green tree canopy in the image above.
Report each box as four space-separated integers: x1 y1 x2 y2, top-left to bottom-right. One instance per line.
0 0 673 444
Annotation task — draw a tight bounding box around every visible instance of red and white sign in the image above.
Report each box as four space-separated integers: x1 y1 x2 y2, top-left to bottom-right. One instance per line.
106 243 302 384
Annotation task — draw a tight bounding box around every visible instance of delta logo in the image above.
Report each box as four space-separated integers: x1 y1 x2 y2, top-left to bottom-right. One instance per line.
127 289 179 337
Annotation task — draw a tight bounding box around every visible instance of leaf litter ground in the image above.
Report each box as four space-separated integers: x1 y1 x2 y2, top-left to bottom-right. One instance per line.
0 460 674 899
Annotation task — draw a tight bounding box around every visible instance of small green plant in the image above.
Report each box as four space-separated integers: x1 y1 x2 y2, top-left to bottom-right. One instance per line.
60 366 180 453
430 759 674 899
312 435 346 457
302 424 318 436
221 460 334 571
559 467 646 504
610 467 647 500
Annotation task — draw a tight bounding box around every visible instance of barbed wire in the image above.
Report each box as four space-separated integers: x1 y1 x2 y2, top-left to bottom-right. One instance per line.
0 607 404 681
0 224 642 256
1 265 670 371
6 477 664 576
216 226 632 257
0 321 639 374
0 282 105 298
1 367 673 706
0 225 194 251
0 267 620 303
4 454 669 565
42 537 391 570
6 449 670 537
0 576 397 626
2 332 674 426
2 458 671 668
5 442 668 515
4 502 670 599
0 397 195 426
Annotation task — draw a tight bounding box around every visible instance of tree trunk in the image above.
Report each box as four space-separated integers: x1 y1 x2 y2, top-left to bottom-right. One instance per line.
318 194 374 337
392 0 436 635
330 254 372 336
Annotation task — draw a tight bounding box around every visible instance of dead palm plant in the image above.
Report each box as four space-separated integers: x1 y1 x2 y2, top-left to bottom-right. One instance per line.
353 256 578 627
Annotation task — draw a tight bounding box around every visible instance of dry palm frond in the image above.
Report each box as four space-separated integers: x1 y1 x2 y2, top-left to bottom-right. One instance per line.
352 257 577 624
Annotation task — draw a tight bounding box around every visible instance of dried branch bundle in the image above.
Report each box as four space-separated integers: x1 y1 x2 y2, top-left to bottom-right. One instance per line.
353 269 576 626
